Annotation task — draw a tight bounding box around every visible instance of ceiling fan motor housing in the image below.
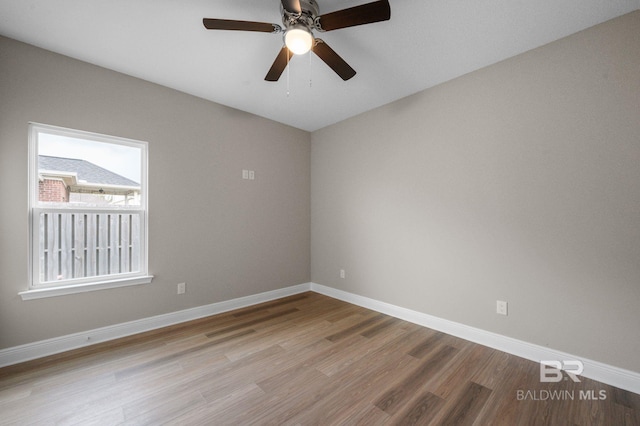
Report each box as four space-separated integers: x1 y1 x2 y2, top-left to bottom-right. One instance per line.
281 0 320 30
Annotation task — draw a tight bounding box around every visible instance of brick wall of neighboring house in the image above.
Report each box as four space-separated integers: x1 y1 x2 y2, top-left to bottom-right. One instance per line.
39 178 69 202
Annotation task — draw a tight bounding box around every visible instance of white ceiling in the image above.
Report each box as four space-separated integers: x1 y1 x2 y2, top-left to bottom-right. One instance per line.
1 0 638 131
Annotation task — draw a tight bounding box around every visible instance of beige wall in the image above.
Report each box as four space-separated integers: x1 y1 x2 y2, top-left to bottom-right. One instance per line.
311 11 640 372
0 36 310 349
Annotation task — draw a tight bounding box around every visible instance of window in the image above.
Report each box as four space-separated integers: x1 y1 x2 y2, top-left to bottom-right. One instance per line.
22 123 152 299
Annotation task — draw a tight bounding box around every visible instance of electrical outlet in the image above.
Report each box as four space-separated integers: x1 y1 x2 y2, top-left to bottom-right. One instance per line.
177 282 186 295
340 269 346 279
496 300 508 316
248 170 255 180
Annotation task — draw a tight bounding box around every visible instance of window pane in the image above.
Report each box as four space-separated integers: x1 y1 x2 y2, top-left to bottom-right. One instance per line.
37 211 142 283
38 133 142 207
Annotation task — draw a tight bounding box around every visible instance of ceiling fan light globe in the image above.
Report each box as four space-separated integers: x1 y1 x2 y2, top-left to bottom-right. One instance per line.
285 28 314 55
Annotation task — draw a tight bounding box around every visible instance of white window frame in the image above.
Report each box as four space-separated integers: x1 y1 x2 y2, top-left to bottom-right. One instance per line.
21 123 153 300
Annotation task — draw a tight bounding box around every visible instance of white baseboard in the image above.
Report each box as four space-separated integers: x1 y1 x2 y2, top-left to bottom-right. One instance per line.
0 283 311 368
310 283 640 395
2 281 638 395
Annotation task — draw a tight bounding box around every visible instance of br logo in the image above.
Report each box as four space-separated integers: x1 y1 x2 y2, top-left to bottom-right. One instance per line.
540 360 583 382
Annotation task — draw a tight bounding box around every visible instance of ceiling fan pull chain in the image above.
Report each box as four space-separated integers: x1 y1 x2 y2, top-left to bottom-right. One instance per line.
309 50 313 87
286 49 290 97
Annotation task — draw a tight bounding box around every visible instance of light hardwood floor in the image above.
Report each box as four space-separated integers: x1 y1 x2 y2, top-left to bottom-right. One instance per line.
0 292 638 425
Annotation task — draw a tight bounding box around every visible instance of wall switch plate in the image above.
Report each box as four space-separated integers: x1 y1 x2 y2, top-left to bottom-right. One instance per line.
242 170 249 179
248 170 255 180
177 282 186 295
496 300 508 315
340 269 346 279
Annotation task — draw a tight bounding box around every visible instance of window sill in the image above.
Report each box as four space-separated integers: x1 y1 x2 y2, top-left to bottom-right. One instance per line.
19 275 154 300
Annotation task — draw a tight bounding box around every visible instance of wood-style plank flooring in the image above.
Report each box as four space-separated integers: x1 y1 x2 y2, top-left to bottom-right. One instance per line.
0 292 638 425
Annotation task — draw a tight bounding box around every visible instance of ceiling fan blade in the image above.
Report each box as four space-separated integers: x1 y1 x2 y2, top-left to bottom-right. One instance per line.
265 46 294 81
317 0 391 32
281 0 302 14
312 39 356 81
203 18 279 33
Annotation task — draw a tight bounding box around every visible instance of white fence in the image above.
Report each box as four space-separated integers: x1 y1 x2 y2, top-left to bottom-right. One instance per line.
37 210 142 283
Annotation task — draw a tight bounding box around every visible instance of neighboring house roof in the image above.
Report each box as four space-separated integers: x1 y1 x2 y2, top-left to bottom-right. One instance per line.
38 155 139 188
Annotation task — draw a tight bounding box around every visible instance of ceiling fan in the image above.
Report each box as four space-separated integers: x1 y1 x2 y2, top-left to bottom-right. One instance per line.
203 0 391 82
